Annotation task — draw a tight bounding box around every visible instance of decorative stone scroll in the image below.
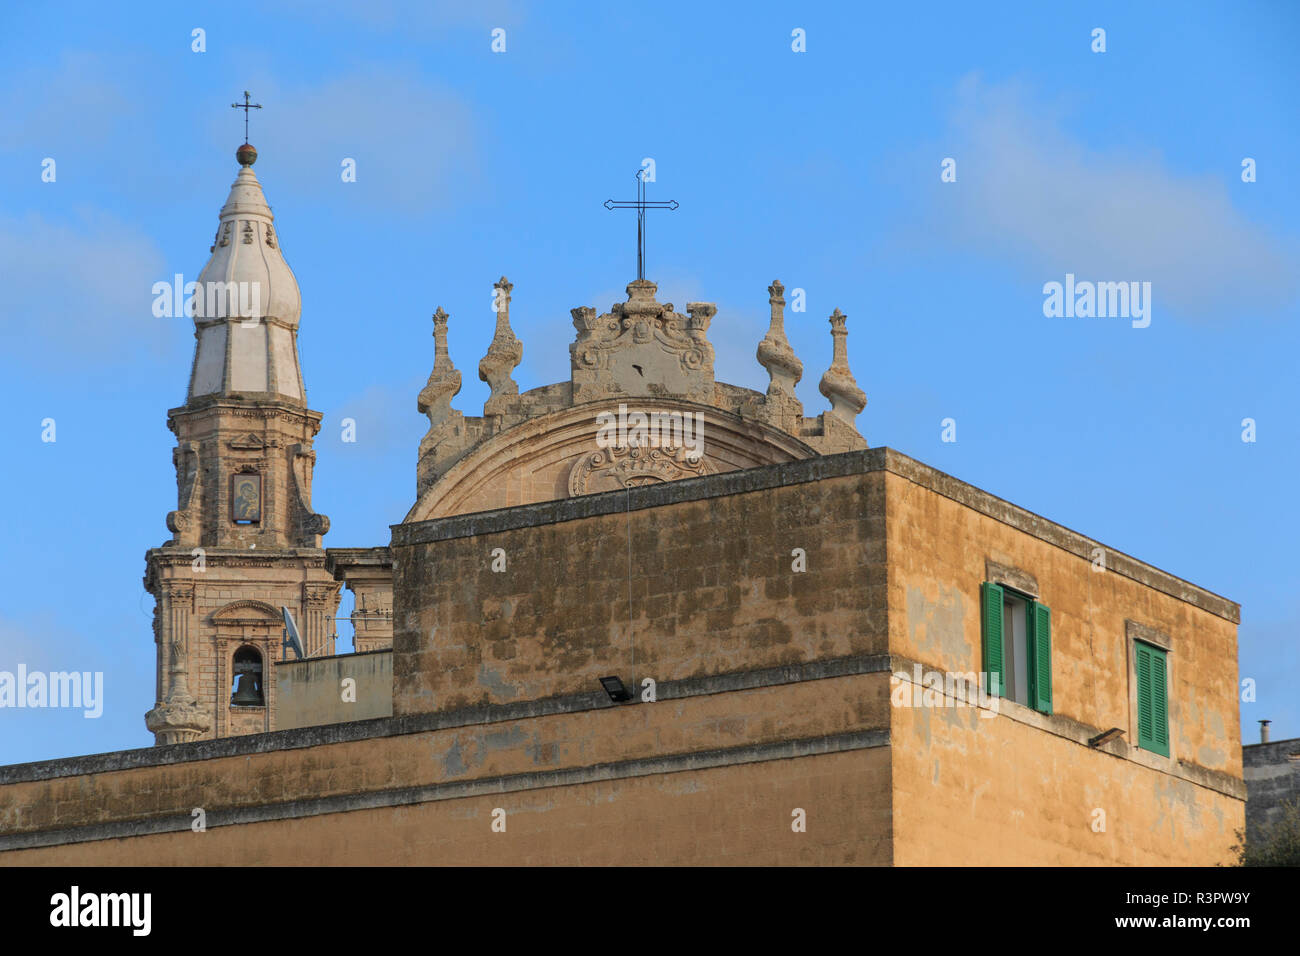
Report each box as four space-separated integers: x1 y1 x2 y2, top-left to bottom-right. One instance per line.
570 280 716 405
291 443 330 538
568 444 713 496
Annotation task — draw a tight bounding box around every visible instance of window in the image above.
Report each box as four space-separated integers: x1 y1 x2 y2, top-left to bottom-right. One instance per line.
981 581 1052 714
230 646 264 706
1134 641 1169 756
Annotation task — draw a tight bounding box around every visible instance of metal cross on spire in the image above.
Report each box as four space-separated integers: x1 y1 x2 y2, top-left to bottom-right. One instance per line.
604 168 678 281
231 90 263 143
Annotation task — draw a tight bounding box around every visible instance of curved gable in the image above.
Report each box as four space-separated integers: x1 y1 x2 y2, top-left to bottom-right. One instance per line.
408 277 868 522
405 399 816 522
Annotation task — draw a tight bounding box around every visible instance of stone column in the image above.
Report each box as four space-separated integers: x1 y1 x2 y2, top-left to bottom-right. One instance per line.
303 582 341 657
145 580 211 745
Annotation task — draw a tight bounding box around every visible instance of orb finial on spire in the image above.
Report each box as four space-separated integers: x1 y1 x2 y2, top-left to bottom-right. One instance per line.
231 91 263 166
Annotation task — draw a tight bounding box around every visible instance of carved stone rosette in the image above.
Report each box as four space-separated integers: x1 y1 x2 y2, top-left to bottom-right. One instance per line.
568 444 713 496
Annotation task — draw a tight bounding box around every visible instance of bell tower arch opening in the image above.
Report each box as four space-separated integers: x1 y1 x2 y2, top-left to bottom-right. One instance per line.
230 646 265 706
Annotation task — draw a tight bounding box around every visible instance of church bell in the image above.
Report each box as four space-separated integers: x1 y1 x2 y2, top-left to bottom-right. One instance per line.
231 672 263 706
231 648 265 706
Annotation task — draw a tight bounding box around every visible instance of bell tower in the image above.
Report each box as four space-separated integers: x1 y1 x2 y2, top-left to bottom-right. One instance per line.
144 136 340 745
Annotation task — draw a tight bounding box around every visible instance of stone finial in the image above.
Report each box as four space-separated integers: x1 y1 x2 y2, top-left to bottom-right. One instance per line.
818 308 866 424
417 307 471 497
685 302 717 366
756 279 803 398
740 279 805 432
418 307 462 428
479 276 523 415
571 306 598 340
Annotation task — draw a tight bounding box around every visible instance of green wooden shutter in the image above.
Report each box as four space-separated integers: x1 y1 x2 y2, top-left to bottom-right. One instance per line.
1028 601 1052 714
1150 648 1169 756
1135 644 1154 748
1135 642 1169 756
981 582 1004 696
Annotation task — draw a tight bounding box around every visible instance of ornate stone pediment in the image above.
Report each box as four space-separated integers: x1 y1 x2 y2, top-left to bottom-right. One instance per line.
568 444 713 496
409 276 868 520
212 599 282 624
570 280 716 404
228 433 267 450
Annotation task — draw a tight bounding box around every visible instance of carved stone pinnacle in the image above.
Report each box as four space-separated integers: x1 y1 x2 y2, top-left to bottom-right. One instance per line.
818 308 866 423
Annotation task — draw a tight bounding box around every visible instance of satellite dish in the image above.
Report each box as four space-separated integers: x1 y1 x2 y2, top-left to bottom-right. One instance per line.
281 607 305 660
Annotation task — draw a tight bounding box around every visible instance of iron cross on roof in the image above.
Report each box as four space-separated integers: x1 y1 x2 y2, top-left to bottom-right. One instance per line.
604 168 678 281
231 90 263 143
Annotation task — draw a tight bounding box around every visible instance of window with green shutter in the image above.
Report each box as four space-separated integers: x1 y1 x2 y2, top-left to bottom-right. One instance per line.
1135 641 1170 756
981 581 1052 714
1028 601 1052 714
981 582 1004 697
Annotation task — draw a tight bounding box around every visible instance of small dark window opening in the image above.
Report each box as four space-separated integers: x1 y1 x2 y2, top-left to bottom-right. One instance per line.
231 646 264 706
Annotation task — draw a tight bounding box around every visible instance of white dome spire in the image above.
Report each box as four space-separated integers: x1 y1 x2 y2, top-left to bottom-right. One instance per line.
187 146 306 403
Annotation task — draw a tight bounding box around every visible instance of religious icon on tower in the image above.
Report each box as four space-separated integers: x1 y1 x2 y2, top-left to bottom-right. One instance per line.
230 473 262 523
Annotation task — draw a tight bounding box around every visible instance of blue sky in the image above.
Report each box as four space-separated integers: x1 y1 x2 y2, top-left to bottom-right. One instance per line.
0 0 1296 764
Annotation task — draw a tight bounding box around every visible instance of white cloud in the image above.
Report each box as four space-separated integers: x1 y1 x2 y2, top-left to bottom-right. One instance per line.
0 211 182 367
921 75 1299 321
239 67 482 216
7 52 131 151
326 378 426 457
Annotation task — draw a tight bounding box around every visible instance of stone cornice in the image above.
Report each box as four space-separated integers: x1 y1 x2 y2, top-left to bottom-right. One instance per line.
144 548 330 586
0 653 891 785
325 547 394 580
147 547 328 561
168 398 322 424
1242 737 1300 767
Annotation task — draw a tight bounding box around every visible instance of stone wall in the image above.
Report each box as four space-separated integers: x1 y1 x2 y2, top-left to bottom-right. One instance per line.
275 649 393 730
0 670 893 865
1243 737 1300 842
390 458 888 714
